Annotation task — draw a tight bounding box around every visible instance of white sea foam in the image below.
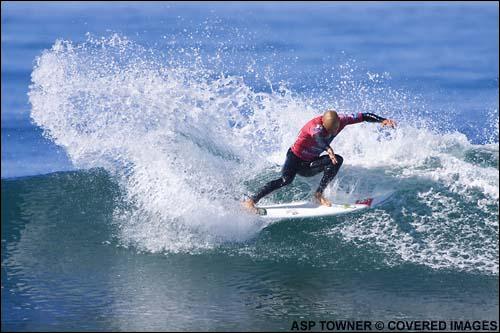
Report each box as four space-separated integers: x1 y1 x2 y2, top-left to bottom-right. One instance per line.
29 35 498 268
330 186 498 274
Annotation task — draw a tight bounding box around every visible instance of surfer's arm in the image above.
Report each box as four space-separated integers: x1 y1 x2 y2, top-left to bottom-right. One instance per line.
311 126 331 153
362 113 396 128
310 127 337 164
362 113 386 122
325 146 339 165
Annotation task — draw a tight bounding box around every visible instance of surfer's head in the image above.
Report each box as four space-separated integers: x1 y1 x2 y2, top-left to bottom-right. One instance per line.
322 110 340 134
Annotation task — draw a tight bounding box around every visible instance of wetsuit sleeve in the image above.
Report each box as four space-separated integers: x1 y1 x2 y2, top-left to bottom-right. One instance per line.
310 129 330 151
362 113 387 123
341 113 364 126
319 136 330 151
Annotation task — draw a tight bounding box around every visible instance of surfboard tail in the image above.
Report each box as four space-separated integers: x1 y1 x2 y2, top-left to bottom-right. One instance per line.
355 192 394 208
355 198 374 207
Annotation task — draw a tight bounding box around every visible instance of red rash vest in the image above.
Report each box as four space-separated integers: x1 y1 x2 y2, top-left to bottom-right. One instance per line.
291 113 363 161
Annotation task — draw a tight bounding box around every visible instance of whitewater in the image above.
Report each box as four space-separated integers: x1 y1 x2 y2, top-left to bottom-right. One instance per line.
27 35 498 275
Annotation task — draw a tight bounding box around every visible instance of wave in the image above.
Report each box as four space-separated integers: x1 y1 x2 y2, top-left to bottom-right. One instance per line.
27 34 498 274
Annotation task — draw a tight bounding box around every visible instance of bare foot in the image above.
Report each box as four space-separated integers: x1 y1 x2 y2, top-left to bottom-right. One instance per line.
314 192 332 207
242 198 258 214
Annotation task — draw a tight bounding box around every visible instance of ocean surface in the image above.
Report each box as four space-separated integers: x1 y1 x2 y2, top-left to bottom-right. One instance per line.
2 2 499 331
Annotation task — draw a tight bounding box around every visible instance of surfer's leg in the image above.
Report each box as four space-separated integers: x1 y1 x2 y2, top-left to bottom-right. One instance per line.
250 174 296 203
297 155 331 177
316 154 343 193
250 149 299 203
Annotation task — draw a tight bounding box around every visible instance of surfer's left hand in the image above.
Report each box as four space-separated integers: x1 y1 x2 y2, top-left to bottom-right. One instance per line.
381 119 396 128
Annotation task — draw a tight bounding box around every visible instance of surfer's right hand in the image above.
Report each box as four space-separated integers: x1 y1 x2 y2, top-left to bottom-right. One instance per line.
326 147 338 165
328 152 338 165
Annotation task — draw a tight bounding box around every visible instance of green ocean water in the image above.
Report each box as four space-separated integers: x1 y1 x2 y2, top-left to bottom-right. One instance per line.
2 166 498 331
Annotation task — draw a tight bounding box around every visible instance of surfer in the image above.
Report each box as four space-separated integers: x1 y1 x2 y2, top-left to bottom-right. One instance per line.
243 110 396 212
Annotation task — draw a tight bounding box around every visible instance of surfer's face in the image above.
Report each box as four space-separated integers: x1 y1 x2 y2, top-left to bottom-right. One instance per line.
325 120 340 134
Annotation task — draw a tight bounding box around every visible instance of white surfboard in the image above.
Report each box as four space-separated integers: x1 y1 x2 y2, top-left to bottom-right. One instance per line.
256 194 391 220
